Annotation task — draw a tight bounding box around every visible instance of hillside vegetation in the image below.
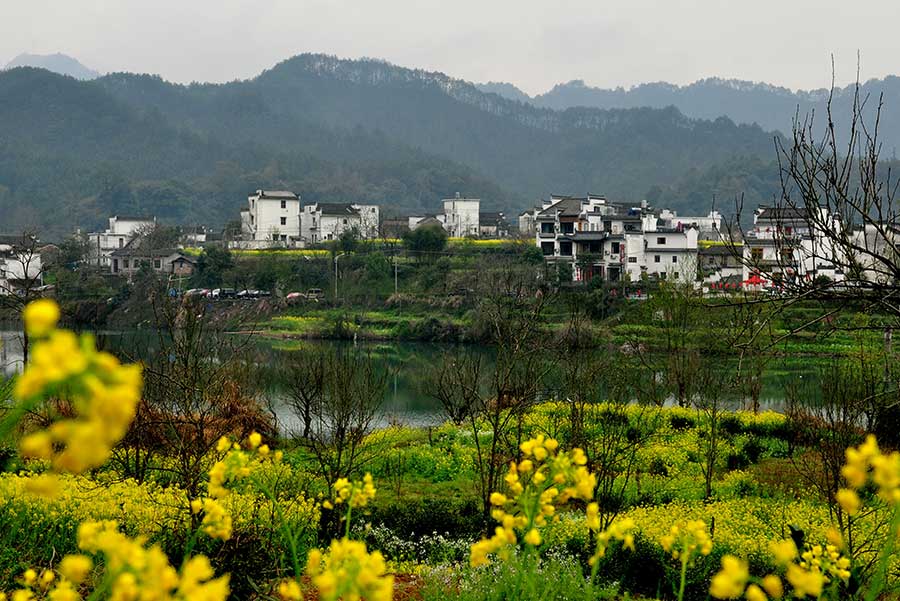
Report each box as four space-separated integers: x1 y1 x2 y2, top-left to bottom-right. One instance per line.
0 54 786 236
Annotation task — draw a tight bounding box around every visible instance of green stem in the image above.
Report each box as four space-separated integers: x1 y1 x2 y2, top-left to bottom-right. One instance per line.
677 552 688 601
864 505 900 601
253 475 304 577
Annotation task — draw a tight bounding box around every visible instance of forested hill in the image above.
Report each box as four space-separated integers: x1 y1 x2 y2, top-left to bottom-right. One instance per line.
0 54 786 237
480 76 900 154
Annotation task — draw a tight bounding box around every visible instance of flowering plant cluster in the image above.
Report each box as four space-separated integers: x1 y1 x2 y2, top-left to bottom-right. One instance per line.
709 537 852 600
276 471 393 601
304 538 393 601
1 301 229 601
14 300 142 481
470 434 598 567
191 431 281 542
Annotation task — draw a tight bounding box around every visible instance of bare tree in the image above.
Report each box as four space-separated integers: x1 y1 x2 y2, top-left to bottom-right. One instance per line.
111 290 270 497
449 262 554 523
283 349 327 439
424 352 482 425
728 65 900 311
301 348 390 487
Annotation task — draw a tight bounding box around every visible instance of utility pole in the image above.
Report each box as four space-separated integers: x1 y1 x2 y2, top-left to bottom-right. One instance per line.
334 253 346 302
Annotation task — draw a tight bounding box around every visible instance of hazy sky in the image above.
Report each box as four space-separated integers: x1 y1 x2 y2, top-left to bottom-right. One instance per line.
5 0 899 94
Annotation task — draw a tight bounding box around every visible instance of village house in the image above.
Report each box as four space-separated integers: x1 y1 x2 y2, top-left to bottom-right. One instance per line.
534 194 722 284
478 212 509 238
742 206 843 286
109 242 196 279
441 194 480 238
240 190 301 247
0 235 43 296
87 215 156 268
518 207 540 237
299 202 380 244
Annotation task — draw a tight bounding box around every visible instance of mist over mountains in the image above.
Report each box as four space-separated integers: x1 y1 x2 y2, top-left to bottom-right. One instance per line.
5 52 888 237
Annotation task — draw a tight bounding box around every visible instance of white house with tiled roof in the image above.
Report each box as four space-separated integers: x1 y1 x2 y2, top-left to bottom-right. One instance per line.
87 215 156 268
300 202 380 244
240 190 301 246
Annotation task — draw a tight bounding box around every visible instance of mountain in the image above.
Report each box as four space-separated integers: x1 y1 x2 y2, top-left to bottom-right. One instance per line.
524 77 900 152
0 54 786 237
4 53 100 80
475 81 532 104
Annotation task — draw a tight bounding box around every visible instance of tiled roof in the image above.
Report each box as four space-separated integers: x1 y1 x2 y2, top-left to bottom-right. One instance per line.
316 203 360 216
113 215 155 222
538 196 583 218
757 206 807 220
255 190 299 200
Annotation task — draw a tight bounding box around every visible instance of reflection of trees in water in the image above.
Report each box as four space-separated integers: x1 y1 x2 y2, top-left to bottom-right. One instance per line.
5 328 814 423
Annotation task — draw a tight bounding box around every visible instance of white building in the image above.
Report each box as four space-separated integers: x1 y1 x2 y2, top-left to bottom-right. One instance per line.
87 215 156 268
742 206 843 286
0 235 43 296
240 190 301 247
300 202 380 244
535 194 713 284
442 194 480 238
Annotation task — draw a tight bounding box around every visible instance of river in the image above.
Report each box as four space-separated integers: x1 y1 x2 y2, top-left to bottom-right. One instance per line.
0 329 820 431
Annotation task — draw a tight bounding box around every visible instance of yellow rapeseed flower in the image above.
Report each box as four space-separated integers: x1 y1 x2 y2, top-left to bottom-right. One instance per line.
23 299 59 338
709 555 748 599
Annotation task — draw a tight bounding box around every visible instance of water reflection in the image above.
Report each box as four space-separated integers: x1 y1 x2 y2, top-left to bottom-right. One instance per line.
1 330 820 429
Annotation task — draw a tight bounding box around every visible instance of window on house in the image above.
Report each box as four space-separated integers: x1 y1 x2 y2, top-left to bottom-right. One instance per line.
123 259 129 268
628 257 637 263
654 255 660 263
541 242 554 256
113 259 119 272
541 223 554 234
343 219 348 225
154 259 161 269
657 237 666 244
280 217 287 226
118 238 124 248
559 242 573 256
281 200 287 209
611 242 620 254
672 256 678 263
751 247 763 262
674 272 680 278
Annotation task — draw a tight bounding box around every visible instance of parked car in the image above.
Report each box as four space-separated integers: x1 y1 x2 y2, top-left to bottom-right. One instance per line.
211 288 236 299
305 288 324 301
286 291 304 304
184 288 209 298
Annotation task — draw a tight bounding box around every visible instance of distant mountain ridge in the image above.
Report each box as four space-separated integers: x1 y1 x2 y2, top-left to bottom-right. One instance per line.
478 76 900 146
4 53 100 80
0 53 790 236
